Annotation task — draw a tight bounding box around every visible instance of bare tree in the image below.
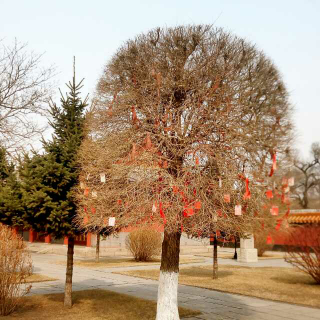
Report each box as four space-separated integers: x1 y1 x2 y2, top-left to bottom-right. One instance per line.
77 25 293 319
0 39 54 151
290 143 320 209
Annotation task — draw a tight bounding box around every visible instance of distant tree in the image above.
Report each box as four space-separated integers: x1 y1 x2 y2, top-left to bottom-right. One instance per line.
19 61 88 307
0 39 54 152
78 25 293 319
291 143 320 209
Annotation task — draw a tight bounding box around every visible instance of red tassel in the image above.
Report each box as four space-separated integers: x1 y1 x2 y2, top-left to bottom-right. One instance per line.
269 152 276 177
159 202 166 224
131 106 137 123
266 235 273 244
146 133 152 150
275 219 282 231
243 178 251 200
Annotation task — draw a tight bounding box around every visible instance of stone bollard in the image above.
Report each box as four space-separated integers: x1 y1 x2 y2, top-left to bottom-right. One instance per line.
237 234 258 263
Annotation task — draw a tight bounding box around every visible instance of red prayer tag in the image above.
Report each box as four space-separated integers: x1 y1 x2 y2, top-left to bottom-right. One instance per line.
194 201 202 210
91 207 96 214
172 186 179 194
266 235 273 244
84 188 89 196
224 194 231 203
270 206 279 216
117 199 122 205
195 157 199 165
275 220 282 231
83 216 89 224
183 206 194 217
266 190 273 199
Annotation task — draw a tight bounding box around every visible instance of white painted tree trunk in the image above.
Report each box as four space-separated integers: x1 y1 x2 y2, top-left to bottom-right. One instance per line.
156 270 180 320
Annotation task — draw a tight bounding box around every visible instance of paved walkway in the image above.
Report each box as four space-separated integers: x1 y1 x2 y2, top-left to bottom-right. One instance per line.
29 253 320 320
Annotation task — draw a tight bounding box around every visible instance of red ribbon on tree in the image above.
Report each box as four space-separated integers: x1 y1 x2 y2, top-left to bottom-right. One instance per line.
269 152 277 177
265 190 273 199
159 202 166 224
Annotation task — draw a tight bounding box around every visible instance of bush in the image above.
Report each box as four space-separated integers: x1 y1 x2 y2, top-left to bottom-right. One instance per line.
254 231 274 257
285 226 320 284
0 224 32 316
125 227 162 261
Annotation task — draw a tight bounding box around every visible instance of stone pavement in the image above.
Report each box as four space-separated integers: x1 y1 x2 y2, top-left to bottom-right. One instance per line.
29 253 320 320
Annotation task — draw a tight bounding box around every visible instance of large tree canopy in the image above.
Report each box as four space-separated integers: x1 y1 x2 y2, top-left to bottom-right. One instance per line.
77 25 293 320
78 25 293 236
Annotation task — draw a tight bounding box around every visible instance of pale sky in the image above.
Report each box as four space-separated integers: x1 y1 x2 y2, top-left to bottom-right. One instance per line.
1 0 319 158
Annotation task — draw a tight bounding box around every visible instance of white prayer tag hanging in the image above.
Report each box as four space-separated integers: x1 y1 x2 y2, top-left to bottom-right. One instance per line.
235 205 242 216
80 182 85 190
288 177 294 186
109 217 115 226
152 203 157 213
213 215 218 222
219 177 222 188
284 186 290 193
100 173 106 183
92 191 97 199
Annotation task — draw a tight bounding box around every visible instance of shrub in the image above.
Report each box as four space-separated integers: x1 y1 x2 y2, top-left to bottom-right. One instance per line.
285 226 320 284
254 231 274 257
125 227 162 261
0 224 32 316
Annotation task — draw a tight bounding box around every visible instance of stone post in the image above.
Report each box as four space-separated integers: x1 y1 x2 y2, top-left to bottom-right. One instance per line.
237 234 258 263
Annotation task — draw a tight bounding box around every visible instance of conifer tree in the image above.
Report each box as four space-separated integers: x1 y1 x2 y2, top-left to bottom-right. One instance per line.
20 59 88 307
0 147 24 227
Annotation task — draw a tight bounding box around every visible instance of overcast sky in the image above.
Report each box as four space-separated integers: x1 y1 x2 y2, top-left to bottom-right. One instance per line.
1 0 319 158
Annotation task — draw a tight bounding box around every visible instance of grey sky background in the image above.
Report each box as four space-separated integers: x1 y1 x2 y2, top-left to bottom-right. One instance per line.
1 0 319 158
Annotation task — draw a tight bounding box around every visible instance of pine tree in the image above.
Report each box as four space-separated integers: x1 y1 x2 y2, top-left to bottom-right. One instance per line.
20 60 88 307
0 147 25 227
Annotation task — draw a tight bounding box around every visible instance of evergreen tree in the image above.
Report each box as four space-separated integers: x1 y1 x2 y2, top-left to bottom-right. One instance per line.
20 61 88 307
0 147 25 227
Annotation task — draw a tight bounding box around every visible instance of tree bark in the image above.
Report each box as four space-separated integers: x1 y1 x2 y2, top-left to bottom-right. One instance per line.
156 230 181 320
233 236 238 260
213 235 218 279
64 236 74 308
95 232 100 263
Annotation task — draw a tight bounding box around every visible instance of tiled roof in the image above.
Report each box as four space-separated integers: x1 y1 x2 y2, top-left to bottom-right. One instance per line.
287 210 320 224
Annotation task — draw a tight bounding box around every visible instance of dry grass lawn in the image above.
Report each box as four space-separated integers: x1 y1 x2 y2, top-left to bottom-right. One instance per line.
26 274 57 283
2 289 200 319
55 256 204 269
116 265 320 308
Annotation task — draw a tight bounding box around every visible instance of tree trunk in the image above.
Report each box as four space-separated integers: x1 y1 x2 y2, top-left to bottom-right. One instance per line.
156 230 181 320
64 236 74 308
233 236 238 260
213 235 218 279
95 232 100 263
